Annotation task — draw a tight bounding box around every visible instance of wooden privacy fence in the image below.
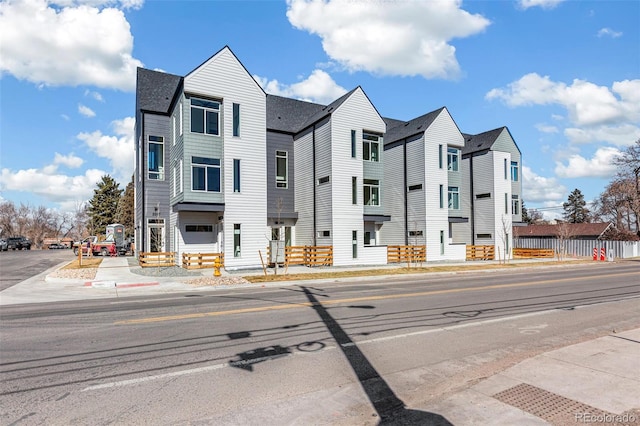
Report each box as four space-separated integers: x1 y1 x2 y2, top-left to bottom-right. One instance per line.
279 245 333 267
466 245 495 261
513 248 555 259
182 252 224 269
139 252 176 267
387 245 426 263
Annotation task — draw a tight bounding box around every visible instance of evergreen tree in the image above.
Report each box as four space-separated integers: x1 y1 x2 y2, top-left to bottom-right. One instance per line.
88 175 123 235
563 188 590 223
115 175 135 238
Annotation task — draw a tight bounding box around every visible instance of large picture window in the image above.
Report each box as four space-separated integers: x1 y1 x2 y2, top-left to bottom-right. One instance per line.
362 133 380 162
276 150 288 188
192 156 220 192
191 98 220 135
148 135 164 180
364 179 380 206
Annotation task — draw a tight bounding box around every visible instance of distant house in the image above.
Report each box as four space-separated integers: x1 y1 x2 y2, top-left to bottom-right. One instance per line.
514 223 614 240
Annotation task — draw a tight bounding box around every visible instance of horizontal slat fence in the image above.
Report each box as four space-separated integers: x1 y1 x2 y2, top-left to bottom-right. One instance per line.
139 252 175 267
182 253 224 269
277 245 333 267
285 246 306 265
387 245 426 263
513 248 555 258
466 245 495 261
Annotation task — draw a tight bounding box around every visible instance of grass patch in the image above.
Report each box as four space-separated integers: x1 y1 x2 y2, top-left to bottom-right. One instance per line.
243 260 592 283
62 258 103 269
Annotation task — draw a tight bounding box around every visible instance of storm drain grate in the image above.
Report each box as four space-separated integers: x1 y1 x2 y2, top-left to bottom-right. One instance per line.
493 383 623 425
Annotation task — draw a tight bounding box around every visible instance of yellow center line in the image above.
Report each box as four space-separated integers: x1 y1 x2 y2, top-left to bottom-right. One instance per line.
115 271 638 325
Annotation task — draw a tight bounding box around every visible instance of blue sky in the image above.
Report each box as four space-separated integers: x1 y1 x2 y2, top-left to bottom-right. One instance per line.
1 0 639 219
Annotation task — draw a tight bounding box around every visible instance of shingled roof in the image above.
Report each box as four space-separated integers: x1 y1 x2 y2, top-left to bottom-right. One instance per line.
383 107 445 145
514 223 613 239
266 95 326 133
136 68 183 114
462 127 505 155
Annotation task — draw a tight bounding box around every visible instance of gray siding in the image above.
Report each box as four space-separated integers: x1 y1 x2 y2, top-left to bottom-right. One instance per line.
267 131 295 217
381 142 406 245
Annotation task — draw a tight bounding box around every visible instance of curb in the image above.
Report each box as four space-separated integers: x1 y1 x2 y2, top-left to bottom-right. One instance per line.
84 281 160 288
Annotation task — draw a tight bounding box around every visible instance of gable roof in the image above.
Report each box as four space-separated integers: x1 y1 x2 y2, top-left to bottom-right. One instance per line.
462 127 505 155
297 88 359 132
383 107 446 145
514 223 613 239
136 68 183 114
266 95 326 133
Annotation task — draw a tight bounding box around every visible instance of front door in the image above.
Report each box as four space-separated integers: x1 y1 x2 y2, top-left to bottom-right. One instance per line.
147 219 165 252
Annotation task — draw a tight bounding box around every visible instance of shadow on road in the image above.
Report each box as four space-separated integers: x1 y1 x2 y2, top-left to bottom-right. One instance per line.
298 285 452 425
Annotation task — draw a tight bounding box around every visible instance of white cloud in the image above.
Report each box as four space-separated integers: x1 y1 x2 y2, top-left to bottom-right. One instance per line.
535 123 558 133
286 0 490 80
0 0 143 91
53 152 84 168
597 28 622 38
554 147 622 178
84 89 104 102
76 116 134 182
78 104 96 117
486 74 640 147
518 0 565 10
522 165 566 203
254 69 347 104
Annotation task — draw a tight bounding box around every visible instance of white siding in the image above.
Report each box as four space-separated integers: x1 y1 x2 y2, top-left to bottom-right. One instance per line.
330 88 386 266
184 47 267 268
492 151 512 260
423 110 464 261
406 138 426 246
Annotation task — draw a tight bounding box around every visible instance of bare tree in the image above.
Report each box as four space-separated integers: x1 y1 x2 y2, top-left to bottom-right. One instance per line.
497 215 512 264
554 222 575 260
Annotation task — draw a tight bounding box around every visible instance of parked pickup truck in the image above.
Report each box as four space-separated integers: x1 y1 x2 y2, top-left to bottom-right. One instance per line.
7 236 31 250
73 236 116 257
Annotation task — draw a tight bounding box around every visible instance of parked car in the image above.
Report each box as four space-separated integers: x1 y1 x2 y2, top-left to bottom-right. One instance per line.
7 236 31 250
48 242 66 249
0 239 7 251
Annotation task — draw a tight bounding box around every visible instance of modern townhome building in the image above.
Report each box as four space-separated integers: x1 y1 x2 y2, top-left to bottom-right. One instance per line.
135 46 523 268
460 127 523 260
380 107 468 261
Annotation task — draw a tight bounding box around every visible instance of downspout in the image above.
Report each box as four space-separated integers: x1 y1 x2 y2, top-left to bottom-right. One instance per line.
469 154 475 245
403 138 408 245
312 124 317 246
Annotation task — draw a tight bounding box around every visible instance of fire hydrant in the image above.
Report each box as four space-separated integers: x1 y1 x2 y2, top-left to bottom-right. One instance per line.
213 257 221 277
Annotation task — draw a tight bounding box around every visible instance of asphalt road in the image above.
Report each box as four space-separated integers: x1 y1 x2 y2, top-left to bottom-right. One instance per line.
1 261 639 424
0 249 75 291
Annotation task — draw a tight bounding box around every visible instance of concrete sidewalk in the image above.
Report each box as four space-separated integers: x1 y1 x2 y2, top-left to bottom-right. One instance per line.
1 257 638 425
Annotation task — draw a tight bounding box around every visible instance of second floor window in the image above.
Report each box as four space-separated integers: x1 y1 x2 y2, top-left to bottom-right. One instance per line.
191 98 220 135
363 133 380 162
233 103 240 137
192 156 220 192
512 194 520 215
276 150 288 188
148 135 164 180
447 147 459 171
511 161 519 182
448 186 459 209
364 179 379 206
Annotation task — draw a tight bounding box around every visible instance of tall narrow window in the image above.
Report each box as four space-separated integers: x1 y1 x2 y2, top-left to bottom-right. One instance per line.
512 195 520 215
447 147 459 171
448 186 459 209
352 176 357 205
233 159 241 192
148 136 164 180
504 159 508 180
352 231 357 259
363 179 380 206
362 133 380 162
179 101 183 136
439 184 444 208
438 145 443 169
234 224 241 257
351 130 356 158
178 159 183 193
505 193 509 214
191 98 220 135
440 230 445 255
233 103 240 137
276 150 288 188
511 161 519 181
191 157 221 192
